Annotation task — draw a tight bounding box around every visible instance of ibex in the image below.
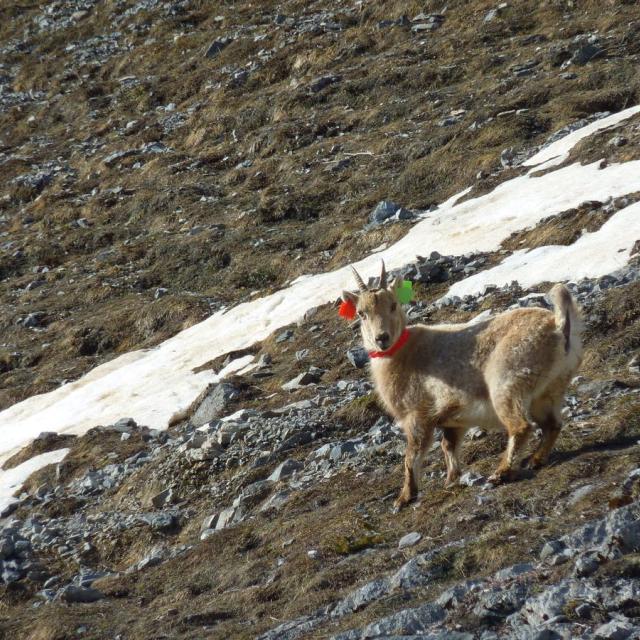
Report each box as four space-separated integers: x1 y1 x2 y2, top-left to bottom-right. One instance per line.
342 261 582 511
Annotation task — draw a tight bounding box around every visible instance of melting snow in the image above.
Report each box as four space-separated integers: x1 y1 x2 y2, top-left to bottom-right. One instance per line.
0 106 639 474
0 448 69 515
523 106 640 170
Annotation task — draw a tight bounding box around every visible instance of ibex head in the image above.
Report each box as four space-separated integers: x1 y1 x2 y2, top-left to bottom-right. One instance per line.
342 260 406 352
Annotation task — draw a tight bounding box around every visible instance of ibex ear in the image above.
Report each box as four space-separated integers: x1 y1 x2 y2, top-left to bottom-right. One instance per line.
342 290 359 305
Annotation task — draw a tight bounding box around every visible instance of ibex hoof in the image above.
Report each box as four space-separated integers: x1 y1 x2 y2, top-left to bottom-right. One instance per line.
521 455 543 470
487 470 510 485
392 494 415 513
444 473 460 488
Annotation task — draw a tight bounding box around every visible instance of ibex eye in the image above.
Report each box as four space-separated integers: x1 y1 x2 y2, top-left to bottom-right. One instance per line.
357 310 365 318
391 302 397 311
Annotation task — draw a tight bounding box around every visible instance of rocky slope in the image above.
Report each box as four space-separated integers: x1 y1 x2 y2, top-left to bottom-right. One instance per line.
1 256 640 639
1 0 640 639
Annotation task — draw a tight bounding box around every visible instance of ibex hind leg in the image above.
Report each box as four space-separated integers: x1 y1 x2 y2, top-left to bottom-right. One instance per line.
489 395 534 484
441 427 466 486
524 387 566 469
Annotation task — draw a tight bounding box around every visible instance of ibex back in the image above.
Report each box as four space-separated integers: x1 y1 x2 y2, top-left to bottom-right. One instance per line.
342 262 582 511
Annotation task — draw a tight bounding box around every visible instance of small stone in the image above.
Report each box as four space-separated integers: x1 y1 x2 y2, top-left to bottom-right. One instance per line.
398 532 422 549
572 43 604 66
154 287 168 299
282 369 323 391
369 200 402 225
151 489 173 510
608 135 628 147
346 347 369 368
567 484 596 505
275 329 294 343
204 37 232 58
308 75 341 93
59 585 105 603
22 312 46 328
459 471 486 487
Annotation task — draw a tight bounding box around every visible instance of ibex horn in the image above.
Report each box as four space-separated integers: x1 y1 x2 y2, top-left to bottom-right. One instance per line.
379 259 387 289
351 266 367 292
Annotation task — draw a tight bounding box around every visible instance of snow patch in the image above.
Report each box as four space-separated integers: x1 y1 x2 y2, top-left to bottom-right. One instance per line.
447 200 640 298
0 448 69 516
524 105 640 170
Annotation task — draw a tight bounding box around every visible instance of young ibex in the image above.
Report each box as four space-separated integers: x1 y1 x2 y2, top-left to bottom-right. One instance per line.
342 261 582 511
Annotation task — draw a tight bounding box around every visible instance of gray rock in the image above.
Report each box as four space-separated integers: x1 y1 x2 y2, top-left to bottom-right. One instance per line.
331 578 390 617
103 149 136 167
567 484 596 505
136 552 163 571
191 383 239 426
346 347 369 369
517 579 599 627
112 417 137 432
22 312 46 328
330 441 359 461
216 422 248 446
0 537 14 560
276 430 313 453
560 500 640 556
540 539 566 561
609 135 628 148
269 459 303 482
59 584 105 603
594 620 635 640
572 43 604 66
472 582 528 621
484 8 499 22
309 75 341 93
494 563 534 581
398 532 422 549
260 490 290 512
574 551 602 577
369 200 402 225
351 603 446 637
204 37 232 58
436 580 482 609
235 480 272 508
215 507 236 530
459 471 485 487
282 369 323 391
276 329 294 343
139 512 177 532
151 489 173 510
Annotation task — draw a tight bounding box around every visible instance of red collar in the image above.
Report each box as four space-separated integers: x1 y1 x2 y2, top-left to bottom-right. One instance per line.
368 329 410 359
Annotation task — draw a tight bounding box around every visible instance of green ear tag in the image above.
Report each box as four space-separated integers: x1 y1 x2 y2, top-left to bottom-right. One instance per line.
397 280 414 304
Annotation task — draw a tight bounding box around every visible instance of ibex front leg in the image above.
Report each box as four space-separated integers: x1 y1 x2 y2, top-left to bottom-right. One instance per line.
394 413 434 512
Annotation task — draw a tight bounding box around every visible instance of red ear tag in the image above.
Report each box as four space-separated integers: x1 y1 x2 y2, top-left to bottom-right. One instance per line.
338 299 357 320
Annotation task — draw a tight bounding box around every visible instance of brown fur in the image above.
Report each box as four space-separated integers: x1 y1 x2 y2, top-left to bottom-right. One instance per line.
343 268 582 511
